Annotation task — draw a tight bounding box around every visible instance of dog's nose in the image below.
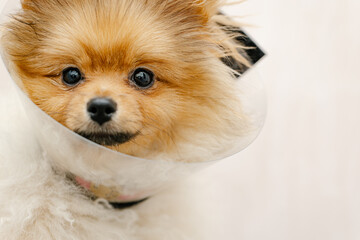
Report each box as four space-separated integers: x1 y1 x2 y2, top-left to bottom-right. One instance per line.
87 98 117 126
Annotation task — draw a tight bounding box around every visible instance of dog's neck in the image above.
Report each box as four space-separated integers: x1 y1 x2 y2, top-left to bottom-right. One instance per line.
66 174 149 208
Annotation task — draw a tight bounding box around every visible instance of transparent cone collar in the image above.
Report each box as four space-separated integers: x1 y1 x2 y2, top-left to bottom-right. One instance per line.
0 0 266 203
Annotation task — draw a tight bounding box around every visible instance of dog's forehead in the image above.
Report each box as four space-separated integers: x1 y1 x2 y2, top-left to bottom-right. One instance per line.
41 3 178 71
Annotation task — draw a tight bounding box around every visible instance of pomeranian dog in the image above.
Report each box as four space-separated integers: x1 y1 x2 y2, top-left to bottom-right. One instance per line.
0 0 250 239
2 0 249 161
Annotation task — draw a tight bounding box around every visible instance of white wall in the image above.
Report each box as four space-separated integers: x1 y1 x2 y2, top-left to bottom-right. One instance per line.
205 1 360 239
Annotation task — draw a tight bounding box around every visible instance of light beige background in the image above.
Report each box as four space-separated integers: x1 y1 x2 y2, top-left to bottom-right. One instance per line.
1 0 359 239
201 0 360 239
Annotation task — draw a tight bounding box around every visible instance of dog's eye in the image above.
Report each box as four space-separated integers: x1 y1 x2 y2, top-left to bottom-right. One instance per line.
62 67 83 86
130 68 154 89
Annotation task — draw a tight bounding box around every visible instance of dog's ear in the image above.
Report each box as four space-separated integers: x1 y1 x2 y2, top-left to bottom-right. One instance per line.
193 0 222 22
21 0 34 5
21 0 48 10
21 0 36 10
163 0 222 24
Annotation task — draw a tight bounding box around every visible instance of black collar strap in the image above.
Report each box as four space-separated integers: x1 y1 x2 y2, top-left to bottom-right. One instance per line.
109 198 149 209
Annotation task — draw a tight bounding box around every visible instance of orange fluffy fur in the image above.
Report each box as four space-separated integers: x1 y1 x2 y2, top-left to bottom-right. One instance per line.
2 0 248 161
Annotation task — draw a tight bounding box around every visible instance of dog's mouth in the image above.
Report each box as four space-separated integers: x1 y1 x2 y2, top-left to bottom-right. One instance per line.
76 131 138 146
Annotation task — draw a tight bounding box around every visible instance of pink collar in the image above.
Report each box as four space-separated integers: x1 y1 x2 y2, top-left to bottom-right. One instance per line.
74 176 149 204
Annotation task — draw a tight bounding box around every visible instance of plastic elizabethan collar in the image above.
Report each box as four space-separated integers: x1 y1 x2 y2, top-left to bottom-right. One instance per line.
0 0 266 203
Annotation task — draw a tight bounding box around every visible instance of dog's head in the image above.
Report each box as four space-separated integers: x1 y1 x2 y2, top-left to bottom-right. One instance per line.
2 0 247 160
